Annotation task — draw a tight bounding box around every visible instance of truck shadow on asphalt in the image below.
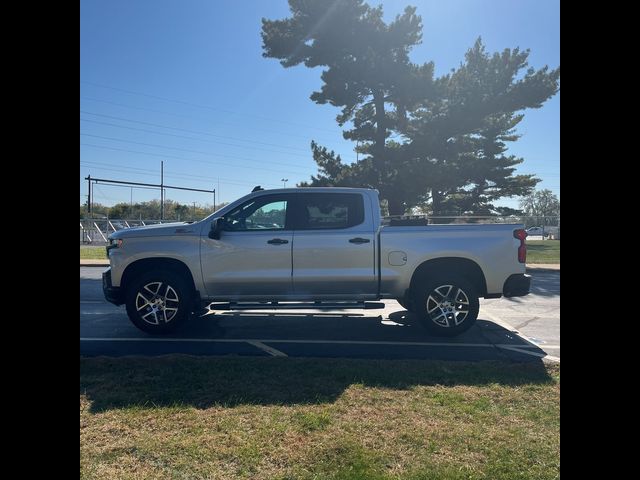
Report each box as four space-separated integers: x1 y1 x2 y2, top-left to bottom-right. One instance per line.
144 310 547 355
80 353 554 413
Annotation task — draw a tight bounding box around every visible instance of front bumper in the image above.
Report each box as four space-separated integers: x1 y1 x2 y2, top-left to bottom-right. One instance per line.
102 267 125 305
503 273 531 298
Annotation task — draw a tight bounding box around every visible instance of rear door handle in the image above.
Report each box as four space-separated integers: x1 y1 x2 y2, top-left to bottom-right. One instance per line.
349 237 370 244
267 238 289 245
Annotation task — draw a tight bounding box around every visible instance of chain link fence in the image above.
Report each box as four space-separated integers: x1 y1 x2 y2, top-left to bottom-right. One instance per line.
80 218 175 244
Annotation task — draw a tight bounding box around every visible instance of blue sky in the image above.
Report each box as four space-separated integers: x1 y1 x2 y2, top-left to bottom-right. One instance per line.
80 0 559 211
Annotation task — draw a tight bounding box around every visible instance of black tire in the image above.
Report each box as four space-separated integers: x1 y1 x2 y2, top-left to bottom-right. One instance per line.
396 298 415 312
412 275 479 336
125 269 193 334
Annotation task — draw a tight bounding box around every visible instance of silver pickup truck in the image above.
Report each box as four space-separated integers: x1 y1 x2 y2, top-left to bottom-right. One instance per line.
103 187 530 336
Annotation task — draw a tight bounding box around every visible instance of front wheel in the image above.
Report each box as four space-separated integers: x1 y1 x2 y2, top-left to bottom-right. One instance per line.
125 270 193 334
396 298 415 312
412 276 479 336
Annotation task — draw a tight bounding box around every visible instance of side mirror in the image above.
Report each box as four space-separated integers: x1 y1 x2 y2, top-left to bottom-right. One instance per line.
208 217 223 240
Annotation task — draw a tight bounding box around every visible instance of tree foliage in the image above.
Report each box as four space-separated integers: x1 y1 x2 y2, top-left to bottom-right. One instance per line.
406 39 558 214
519 189 560 226
80 200 228 220
80 203 110 219
262 1 560 215
262 0 433 214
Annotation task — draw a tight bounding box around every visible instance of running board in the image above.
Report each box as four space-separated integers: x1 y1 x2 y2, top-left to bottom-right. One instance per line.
207 301 385 311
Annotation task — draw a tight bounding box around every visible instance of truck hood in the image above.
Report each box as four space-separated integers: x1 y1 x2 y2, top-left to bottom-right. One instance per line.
108 222 200 239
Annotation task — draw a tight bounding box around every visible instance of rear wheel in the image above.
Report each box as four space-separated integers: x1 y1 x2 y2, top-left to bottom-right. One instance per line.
125 270 193 334
412 276 479 336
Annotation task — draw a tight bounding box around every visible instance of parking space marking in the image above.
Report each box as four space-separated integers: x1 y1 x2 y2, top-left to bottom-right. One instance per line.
497 345 560 363
79 337 541 349
480 309 559 361
246 340 288 357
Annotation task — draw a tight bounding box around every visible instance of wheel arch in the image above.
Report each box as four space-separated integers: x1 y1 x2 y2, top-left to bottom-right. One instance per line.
409 257 487 297
121 257 197 296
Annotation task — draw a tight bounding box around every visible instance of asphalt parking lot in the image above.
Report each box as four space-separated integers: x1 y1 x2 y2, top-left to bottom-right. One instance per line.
80 267 559 362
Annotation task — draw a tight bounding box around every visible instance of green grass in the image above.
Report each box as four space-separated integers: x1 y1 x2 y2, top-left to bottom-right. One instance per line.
81 357 560 480
527 240 560 264
80 246 107 260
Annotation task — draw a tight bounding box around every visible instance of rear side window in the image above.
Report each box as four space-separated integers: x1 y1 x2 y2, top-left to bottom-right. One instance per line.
295 193 364 230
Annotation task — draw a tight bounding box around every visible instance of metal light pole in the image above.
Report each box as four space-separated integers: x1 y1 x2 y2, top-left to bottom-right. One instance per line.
160 161 164 220
87 175 92 215
281 178 288 188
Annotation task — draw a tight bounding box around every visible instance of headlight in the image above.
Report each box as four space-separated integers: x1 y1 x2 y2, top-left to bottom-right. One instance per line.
106 238 123 255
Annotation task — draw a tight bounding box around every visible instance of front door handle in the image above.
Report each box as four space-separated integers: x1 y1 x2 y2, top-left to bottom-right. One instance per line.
349 237 370 244
267 238 289 245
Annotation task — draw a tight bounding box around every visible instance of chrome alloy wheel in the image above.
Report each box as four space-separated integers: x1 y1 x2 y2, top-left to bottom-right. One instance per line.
425 284 470 328
135 281 180 325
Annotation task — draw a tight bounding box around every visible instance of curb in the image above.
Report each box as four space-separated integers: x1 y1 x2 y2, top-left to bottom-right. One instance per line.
80 260 110 267
526 263 560 272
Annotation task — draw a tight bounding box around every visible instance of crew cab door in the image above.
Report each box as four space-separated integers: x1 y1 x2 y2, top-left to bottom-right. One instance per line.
291 192 376 297
200 194 293 298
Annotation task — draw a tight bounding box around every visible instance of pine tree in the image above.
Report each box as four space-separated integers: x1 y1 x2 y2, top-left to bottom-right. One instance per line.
406 39 559 214
263 3 560 216
262 0 432 214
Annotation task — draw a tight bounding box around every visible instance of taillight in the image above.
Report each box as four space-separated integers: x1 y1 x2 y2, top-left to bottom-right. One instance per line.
513 229 527 263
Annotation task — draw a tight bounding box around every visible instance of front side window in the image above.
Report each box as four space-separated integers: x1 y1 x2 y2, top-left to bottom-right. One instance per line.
296 193 364 230
223 197 288 231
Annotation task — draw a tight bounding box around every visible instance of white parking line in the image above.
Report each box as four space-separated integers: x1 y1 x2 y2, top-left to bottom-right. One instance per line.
497 345 560 363
246 340 288 357
79 337 545 349
480 310 559 362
